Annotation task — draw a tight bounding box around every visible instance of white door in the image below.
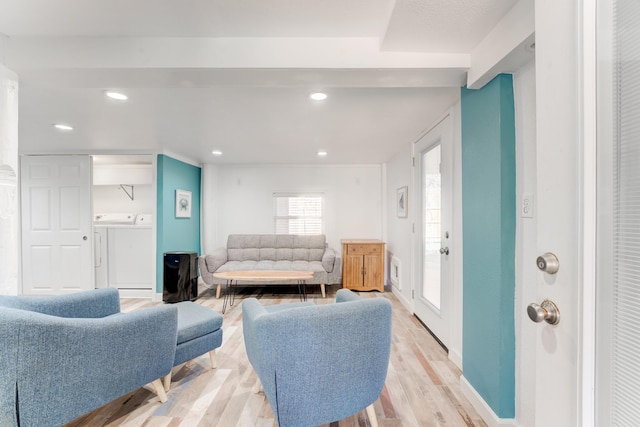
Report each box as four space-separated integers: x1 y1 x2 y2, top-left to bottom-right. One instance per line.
525 1 584 425
21 155 94 294
413 113 453 349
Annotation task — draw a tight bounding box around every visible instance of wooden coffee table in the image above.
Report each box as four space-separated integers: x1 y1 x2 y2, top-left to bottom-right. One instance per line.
213 270 314 313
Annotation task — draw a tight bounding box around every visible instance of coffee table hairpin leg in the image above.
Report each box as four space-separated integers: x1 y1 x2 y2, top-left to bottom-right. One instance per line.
222 280 236 314
297 280 308 302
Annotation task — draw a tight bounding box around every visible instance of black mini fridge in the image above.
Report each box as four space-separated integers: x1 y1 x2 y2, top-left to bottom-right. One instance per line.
163 252 198 302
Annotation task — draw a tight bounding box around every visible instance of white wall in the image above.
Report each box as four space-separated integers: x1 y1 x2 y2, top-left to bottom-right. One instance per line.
513 59 537 427
201 163 220 254
202 164 383 251
93 184 153 214
0 64 19 295
385 144 413 305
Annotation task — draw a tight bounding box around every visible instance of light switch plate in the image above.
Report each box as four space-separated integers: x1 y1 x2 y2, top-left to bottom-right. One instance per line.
522 193 534 218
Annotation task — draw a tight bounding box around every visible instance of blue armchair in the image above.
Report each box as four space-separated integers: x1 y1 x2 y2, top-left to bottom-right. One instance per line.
0 288 178 427
242 289 392 427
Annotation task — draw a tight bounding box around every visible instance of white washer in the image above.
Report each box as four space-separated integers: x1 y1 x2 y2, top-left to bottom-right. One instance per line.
94 226 108 288
94 213 153 292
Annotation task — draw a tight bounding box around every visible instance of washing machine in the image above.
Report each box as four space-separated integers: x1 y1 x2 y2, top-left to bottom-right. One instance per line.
94 213 153 292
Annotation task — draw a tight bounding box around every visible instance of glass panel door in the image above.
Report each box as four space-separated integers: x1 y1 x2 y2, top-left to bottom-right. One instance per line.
413 113 452 350
422 144 442 309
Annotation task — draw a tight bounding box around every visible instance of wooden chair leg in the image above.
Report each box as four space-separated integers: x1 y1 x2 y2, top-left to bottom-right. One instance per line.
216 284 222 299
366 404 378 427
209 350 217 369
162 370 172 392
151 379 168 403
320 284 326 298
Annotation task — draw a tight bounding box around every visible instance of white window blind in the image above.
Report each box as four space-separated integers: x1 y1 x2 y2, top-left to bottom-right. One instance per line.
605 1 640 424
273 194 323 235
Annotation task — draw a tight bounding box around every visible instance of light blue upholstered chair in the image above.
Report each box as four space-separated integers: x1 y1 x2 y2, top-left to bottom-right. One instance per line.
242 289 392 427
0 288 178 427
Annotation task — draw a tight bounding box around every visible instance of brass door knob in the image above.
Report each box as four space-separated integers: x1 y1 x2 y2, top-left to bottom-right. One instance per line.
527 299 560 325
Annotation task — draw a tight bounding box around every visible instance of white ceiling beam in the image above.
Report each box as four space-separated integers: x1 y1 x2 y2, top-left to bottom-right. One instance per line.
6 37 469 71
466 0 534 89
16 67 467 89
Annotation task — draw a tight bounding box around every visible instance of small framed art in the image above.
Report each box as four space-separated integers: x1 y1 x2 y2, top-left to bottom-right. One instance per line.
175 189 192 218
397 186 408 218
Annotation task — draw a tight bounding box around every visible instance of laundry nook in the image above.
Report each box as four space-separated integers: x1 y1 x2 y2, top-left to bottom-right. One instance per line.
92 155 155 297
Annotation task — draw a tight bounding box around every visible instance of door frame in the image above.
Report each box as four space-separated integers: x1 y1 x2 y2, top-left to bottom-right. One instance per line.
410 106 464 368
412 113 453 351
521 0 595 425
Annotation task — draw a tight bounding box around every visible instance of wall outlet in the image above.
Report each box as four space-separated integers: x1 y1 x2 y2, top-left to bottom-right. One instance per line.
522 193 534 218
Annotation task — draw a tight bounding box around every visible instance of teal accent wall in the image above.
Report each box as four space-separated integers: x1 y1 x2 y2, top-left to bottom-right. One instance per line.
461 74 516 418
156 155 201 293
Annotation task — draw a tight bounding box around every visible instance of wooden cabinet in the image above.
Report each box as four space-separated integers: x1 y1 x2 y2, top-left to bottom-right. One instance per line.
342 240 385 292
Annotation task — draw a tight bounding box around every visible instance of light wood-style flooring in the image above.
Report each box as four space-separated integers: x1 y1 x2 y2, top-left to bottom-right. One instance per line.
66 285 486 427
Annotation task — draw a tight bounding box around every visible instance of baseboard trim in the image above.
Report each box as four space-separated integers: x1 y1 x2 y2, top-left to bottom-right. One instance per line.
390 286 411 311
460 376 518 427
117 288 154 299
449 348 463 370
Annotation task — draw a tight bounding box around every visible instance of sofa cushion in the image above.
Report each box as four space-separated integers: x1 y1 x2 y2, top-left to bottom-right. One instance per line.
226 234 327 262
175 302 223 344
275 248 293 260
218 260 325 273
259 248 276 260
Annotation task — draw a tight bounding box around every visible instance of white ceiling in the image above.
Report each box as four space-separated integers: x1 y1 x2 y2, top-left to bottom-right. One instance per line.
0 0 524 165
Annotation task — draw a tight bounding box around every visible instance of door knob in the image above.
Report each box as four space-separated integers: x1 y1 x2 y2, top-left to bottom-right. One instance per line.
536 252 559 274
527 299 560 325
439 247 449 255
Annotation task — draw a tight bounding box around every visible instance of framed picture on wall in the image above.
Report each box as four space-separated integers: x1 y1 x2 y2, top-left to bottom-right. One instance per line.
175 189 192 218
397 186 408 218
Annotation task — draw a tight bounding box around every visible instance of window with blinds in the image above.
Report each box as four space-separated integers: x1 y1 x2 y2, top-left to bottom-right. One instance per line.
598 0 640 424
273 194 323 235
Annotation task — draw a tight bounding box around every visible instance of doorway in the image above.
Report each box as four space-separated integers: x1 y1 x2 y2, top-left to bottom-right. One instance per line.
20 155 94 294
413 113 453 350
92 155 155 298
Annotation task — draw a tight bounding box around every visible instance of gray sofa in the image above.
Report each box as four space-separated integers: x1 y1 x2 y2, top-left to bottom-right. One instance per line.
199 234 342 298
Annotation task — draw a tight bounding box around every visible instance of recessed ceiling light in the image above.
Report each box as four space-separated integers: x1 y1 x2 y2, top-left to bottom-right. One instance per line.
309 92 327 101
317 150 328 157
211 150 223 156
105 91 128 101
53 124 73 131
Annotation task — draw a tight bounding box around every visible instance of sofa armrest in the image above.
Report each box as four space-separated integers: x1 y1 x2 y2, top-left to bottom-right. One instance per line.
321 247 337 273
241 298 269 370
199 248 228 285
326 253 342 285
0 288 121 318
336 288 362 303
